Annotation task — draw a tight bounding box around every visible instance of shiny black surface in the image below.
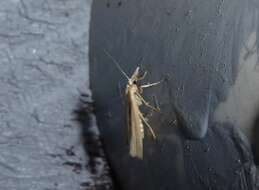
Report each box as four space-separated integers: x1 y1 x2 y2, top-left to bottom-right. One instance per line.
90 0 258 189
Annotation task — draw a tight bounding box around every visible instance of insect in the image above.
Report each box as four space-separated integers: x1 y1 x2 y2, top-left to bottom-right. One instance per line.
104 50 160 159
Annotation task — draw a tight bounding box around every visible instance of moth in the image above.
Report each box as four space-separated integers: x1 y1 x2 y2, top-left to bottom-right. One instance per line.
104 50 160 159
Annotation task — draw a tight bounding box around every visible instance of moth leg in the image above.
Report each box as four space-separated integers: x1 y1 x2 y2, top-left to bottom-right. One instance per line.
139 112 156 139
136 92 160 112
152 95 160 111
141 81 161 88
137 71 147 81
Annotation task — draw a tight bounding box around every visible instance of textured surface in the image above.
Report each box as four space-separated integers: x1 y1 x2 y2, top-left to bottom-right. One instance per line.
90 0 258 189
0 1 113 190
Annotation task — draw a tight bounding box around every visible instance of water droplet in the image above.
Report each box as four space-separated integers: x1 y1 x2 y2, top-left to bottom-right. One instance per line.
204 146 210 152
185 144 191 152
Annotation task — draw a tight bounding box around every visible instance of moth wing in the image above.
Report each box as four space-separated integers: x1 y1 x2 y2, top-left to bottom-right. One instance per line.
126 90 131 144
128 93 144 159
135 94 142 106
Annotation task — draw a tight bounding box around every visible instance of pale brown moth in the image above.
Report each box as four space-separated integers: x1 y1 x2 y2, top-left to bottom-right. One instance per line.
104 50 160 159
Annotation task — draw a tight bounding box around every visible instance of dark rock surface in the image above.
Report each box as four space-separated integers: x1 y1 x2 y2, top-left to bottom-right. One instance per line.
90 0 259 189
0 1 113 190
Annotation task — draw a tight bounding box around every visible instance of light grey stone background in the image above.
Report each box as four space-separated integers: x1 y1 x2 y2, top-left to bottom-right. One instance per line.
0 1 112 190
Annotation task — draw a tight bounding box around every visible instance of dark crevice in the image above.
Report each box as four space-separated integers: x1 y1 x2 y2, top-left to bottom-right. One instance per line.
73 93 117 190
251 113 259 165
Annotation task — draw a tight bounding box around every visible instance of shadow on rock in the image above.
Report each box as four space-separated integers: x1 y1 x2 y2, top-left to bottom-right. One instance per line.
73 93 103 173
72 93 114 190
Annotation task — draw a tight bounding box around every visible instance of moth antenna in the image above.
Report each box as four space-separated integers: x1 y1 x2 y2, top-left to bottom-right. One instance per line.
103 49 130 80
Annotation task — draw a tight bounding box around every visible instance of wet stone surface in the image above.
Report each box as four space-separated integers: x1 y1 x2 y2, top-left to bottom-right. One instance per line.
90 0 258 189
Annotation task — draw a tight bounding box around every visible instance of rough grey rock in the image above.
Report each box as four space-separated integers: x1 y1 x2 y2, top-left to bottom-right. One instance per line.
0 1 113 190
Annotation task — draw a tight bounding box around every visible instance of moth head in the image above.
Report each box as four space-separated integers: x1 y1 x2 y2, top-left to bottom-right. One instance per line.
131 67 147 81
129 78 138 86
